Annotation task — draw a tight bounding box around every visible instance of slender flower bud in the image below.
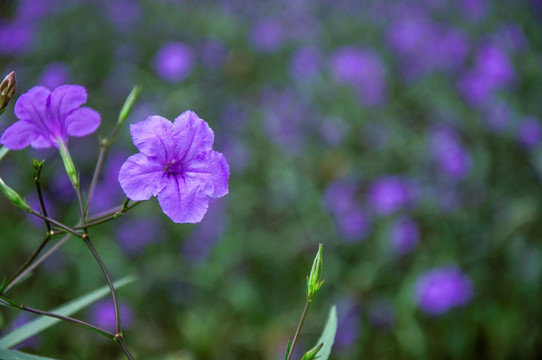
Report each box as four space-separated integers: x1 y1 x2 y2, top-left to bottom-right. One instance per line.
33 159 45 180
0 177 31 212
307 244 324 301
58 139 79 188
301 343 323 360
118 86 141 127
0 72 16 115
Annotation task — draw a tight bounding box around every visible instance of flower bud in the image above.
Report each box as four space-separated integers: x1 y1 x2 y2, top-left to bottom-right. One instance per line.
58 139 79 188
0 177 31 212
301 343 323 360
307 244 324 301
118 86 141 128
0 72 16 115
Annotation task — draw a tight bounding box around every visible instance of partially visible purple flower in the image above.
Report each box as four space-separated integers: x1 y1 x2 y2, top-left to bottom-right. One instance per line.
415 266 473 315
483 101 513 132
0 20 34 55
17 0 57 21
336 206 370 242
329 46 386 106
91 300 134 332
118 111 229 224
219 137 250 174
250 18 285 53
323 181 357 216
116 217 163 257
518 117 542 148
367 176 417 216
106 0 142 32
460 0 489 21
430 127 471 180
0 85 101 150
389 216 420 255
153 42 195 83
493 24 527 52
38 63 71 89
335 298 361 349
9 313 40 349
289 45 322 81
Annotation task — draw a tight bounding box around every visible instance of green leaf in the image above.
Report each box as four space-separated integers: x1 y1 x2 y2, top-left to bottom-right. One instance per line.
0 276 8 293
0 348 57 360
0 275 136 349
283 339 291 360
0 147 9 162
313 305 337 360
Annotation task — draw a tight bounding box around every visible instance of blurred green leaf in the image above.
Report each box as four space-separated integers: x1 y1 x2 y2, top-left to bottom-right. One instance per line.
0 147 9 162
0 275 136 349
313 305 337 360
0 348 56 360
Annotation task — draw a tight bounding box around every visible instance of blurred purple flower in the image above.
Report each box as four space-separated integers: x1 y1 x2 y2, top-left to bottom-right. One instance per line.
430 127 471 180
106 0 142 32
153 42 195 83
518 117 542 148
289 45 322 81
493 24 527 52
17 0 57 21
116 217 163 257
368 176 417 216
0 20 34 55
9 313 40 349
119 111 230 223
335 298 361 349
336 206 370 242
320 116 348 147
182 197 227 262
219 137 250 174
91 300 134 332
200 39 228 68
323 181 357 216
459 44 515 106
250 18 285 53
1 85 101 150
483 101 513 132
38 63 71 89
389 216 420 255
460 0 489 21
329 46 386 106
415 266 473 315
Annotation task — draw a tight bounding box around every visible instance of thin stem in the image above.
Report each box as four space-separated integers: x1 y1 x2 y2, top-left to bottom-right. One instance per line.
74 201 141 230
86 146 107 217
82 236 122 334
0 297 114 339
116 334 135 360
28 210 82 238
33 173 51 234
4 234 53 293
4 234 71 294
286 297 312 360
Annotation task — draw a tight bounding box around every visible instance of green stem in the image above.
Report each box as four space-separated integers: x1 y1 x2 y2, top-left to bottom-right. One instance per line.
286 297 312 360
73 201 141 230
28 210 82 238
33 172 51 234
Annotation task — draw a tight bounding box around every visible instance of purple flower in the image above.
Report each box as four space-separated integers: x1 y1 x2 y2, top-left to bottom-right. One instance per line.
335 298 361 349
389 216 420 255
118 111 230 224
430 127 471 180
9 313 40 349
460 0 489 21
0 20 34 55
415 266 473 315
289 45 322 81
153 42 195 83
336 206 370 242
329 46 386 106
367 176 417 216
323 181 357 216
106 0 142 32
250 18 285 53
320 116 348 147
0 85 101 150
91 300 134 332
38 63 71 89
518 117 542 148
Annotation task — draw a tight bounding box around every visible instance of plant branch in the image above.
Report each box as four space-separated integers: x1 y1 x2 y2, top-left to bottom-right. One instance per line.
286 297 312 360
33 165 51 234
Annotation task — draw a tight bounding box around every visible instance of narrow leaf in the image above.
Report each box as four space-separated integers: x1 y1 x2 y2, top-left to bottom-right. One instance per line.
0 348 56 360
313 305 337 360
0 275 136 349
283 339 291 360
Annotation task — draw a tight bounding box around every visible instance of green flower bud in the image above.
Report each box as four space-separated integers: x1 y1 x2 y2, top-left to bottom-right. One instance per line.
0 72 16 115
118 86 141 127
301 343 323 360
307 244 324 301
58 139 79 188
0 177 31 212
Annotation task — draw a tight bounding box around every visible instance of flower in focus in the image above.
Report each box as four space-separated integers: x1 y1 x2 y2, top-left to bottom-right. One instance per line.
153 42 195 83
119 111 229 223
414 266 473 315
0 85 101 150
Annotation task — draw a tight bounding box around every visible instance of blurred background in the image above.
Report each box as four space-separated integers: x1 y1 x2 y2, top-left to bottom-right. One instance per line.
1 0 542 358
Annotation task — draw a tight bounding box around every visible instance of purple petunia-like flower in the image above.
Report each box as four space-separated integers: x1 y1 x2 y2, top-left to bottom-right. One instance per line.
0 85 100 150
118 111 229 224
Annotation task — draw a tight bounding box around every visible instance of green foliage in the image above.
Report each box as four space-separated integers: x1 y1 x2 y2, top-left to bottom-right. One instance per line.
0 348 56 360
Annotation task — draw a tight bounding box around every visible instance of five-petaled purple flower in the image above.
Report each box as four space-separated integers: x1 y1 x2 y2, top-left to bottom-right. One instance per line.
0 85 100 150
118 111 229 224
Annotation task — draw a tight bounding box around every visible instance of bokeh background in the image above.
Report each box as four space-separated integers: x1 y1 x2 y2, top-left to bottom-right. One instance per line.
1 0 542 359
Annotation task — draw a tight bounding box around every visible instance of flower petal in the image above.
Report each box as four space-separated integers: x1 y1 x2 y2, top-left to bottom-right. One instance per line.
173 110 214 163
14 86 51 133
118 153 166 201
157 175 209 223
0 120 41 150
66 107 101 137
129 115 174 162
184 150 229 198
49 85 87 130
31 136 53 149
